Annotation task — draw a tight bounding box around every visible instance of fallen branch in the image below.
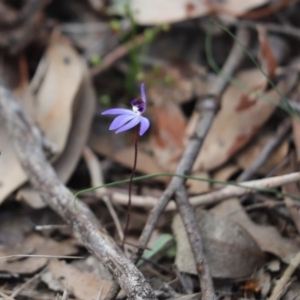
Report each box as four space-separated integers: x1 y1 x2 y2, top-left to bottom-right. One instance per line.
0 79 157 300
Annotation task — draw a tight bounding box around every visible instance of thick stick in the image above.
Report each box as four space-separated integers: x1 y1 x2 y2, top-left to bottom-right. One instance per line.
0 79 157 300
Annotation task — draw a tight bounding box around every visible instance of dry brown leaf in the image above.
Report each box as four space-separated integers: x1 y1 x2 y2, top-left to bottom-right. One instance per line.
0 207 32 247
186 171 210 194
212 199 300 264
0 234 77 274
211 162 240 189
87 0 104 11
25 34 84 154
89 132 165 177
172 210 265 278
0 33 92 206
42 259 113 300
111 0 269 25
292 117 300 162
257 25 277 79
235 129 289 175
149 102 186 172
282 282 300 300
18 64 96 209
147 63 207 105
72 256 113 281
282 169 300 234
193 68 289 171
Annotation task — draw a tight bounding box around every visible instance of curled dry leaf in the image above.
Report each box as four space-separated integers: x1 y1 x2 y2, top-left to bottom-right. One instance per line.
212 199 300 264
25 34 84 154
0 33 95 207
257 26 277 80
109 0 269 25
235 129 289 175
0 234 77 274
89 132 165 177
257 25 277 80
193 68 291 171
292 116 300 162
172 209 265 278
0 206 32 247
186 171 210 194
42 259 113 300
290 84 300 162
211 162 240 189
149 102 186 172
146 63 207 105
282 282 300 300
18 65 96 208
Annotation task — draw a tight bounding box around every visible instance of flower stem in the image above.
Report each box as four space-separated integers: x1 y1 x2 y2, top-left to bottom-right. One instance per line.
122 125 139 248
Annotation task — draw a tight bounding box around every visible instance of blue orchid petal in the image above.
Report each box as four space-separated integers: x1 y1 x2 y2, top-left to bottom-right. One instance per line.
141 83 146 103
109 114 135 130
139 116 150 135
115 116 140 134
102 108 135 116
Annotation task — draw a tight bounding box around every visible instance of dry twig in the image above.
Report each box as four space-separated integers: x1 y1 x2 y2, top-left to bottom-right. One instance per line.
10 271 43 298
190 172 300 207
83 146 124 241
269 251 300 300
90 34 145 76
104 170 300 211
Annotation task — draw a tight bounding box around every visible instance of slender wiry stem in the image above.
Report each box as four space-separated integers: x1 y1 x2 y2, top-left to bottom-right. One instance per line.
122 125 139 247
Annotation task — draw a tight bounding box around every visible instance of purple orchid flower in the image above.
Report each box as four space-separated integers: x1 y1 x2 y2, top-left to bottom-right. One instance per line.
101 83 150 136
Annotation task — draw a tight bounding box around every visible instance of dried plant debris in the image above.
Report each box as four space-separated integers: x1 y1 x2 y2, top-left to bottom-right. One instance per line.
109 0 270 25
0 0 300 298
172 209 265 278
194 68 293 171
0 33 95 207
212 199 300 264
42 259 113 300
0 234 77 274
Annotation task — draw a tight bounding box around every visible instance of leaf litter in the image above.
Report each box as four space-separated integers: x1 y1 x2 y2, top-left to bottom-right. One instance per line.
0 0 300 299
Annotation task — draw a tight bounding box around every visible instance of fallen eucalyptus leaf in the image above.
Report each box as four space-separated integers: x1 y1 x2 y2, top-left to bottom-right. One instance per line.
109 0 269 25
172 210 265 278
16 35 96 209
0 234 77 274
212 199 300 264
0 33 94 207
42 259 113 300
